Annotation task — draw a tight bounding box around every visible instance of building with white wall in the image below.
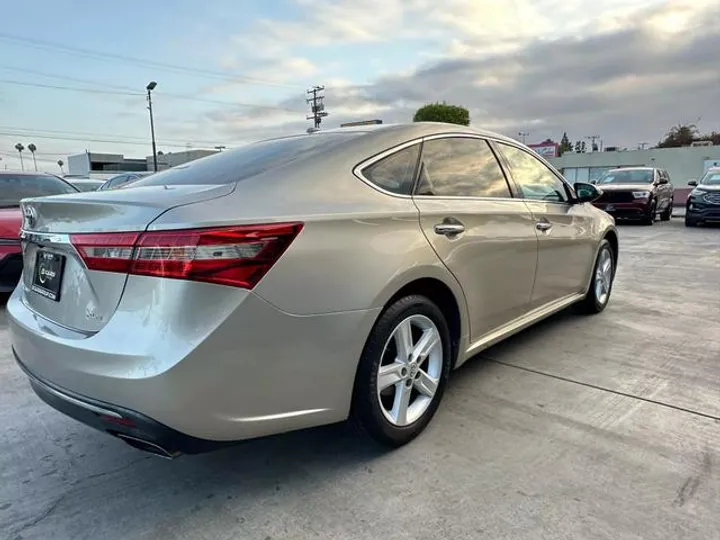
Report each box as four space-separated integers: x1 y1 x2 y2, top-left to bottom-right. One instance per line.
549 145 720 186
67 148 219 178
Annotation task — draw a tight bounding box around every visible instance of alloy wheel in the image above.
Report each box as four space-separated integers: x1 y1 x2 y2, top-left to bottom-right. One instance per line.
594 247 613 305
376 315 443 427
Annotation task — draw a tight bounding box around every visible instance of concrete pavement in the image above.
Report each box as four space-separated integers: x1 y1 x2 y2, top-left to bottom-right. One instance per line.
1 219 719 540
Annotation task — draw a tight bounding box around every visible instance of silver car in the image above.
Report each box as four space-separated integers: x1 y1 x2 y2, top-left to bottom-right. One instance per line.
9 123 618 457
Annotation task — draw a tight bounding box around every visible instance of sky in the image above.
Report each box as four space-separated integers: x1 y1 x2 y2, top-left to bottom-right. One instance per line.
0 0 719 172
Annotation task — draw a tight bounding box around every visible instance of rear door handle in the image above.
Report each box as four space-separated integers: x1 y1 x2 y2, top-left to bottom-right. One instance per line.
434 221 465 236
536 220 553 232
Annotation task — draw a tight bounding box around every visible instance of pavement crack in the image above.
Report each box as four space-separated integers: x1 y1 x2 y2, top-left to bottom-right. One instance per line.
71 455 153 486
8 493 66 537
484 356 720 424
7 456 152 536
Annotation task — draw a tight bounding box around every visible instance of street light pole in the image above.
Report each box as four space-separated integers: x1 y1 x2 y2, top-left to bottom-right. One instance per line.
146 81 158 172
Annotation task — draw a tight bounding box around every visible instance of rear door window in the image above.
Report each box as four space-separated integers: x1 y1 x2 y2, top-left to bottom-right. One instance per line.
415 137 511 198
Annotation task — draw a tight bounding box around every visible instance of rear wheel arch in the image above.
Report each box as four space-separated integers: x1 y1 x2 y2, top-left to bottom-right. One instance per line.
603 229 619 269
378 277 464 369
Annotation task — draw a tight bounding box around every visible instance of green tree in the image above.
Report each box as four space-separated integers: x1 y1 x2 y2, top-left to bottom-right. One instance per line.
413 102 470 126
657 124 699 148
558 132 573 156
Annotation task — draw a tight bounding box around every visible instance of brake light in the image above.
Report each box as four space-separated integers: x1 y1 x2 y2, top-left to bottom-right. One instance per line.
71 233 140 273
70 223 303 289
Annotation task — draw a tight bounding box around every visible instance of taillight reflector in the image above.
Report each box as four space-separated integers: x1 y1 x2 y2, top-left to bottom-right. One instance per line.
70 223 303 289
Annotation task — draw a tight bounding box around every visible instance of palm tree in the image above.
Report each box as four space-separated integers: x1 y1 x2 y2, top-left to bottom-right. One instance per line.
27 143 38 171
57 159 64 174
14 143 24 171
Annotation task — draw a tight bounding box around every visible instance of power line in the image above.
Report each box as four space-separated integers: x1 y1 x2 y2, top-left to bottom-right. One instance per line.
0 79 141 96
0 73 304 112
0 64 139 93
0 125 228 147
0 131 220 149
0 32 303 90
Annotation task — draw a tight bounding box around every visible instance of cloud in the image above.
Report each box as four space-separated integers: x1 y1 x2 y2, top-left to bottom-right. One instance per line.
200 0 720 149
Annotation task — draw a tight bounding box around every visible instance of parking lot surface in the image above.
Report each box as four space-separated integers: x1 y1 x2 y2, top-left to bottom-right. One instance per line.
1 220 719 540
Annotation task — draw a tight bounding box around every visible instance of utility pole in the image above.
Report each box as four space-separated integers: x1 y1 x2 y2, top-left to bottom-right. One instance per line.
306 85 328 130
146 81 158 172
518 131 529 144
585 135 600 152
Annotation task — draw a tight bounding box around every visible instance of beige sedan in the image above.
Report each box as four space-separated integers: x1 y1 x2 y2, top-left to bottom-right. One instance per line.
10 122 617 457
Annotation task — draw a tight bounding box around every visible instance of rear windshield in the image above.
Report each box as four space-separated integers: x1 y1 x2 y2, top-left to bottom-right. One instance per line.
0 174 78 207
700 171 720 185
132 133 363 187
597 169 654 185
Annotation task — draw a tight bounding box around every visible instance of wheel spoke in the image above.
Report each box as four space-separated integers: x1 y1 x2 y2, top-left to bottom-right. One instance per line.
412 327 440 363
414 369 438 398
378 362 405 391
602 258 612 274
393 319 414 361
391 382 412 425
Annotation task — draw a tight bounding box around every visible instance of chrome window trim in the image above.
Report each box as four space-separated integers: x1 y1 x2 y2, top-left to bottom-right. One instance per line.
354 133 516 200
353 131 574 203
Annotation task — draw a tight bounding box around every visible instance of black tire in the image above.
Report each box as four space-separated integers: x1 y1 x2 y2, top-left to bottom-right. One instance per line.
660 204 672 221
577 239 615 314
685 215 699 227
351 294 452 447
642 203 656 225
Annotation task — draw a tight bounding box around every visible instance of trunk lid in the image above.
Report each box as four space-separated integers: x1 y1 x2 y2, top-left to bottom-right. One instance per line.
19 184 234 333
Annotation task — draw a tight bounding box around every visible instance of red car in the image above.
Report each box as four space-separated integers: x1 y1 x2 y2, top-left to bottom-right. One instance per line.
0 172 79 292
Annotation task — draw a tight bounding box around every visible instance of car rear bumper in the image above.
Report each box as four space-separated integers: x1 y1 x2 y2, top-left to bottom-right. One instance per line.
9 278 380 444
15 353 225 456
593 202 651 219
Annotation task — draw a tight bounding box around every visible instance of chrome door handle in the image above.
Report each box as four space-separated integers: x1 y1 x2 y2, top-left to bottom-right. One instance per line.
536 220 553 232
434 223 465 236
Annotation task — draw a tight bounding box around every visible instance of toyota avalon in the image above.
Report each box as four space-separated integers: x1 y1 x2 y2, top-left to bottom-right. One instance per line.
9 123 618 457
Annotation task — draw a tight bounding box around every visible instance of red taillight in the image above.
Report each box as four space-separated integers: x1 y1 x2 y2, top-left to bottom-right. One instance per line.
71 232 140 273
70 223 303 289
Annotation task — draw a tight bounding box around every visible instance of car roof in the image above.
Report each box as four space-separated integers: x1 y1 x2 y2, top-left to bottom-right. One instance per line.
260 122 521 146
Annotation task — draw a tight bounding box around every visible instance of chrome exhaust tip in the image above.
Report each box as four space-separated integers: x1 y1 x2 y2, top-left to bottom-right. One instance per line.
115 433 180 459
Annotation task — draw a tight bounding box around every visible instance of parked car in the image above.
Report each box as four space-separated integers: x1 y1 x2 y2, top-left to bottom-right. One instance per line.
9 123 618 457
591 167 674 224
98 172 152 191
685 167 720 226
0 171 79 292
67 178 107 192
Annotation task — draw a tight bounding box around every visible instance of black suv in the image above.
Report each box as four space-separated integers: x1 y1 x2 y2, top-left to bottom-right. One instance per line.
686 167 720 226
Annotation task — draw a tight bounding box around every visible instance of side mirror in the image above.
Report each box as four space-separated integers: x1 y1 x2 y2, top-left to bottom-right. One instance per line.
658 177 669 184
688 180 698 186
574 182 601 203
